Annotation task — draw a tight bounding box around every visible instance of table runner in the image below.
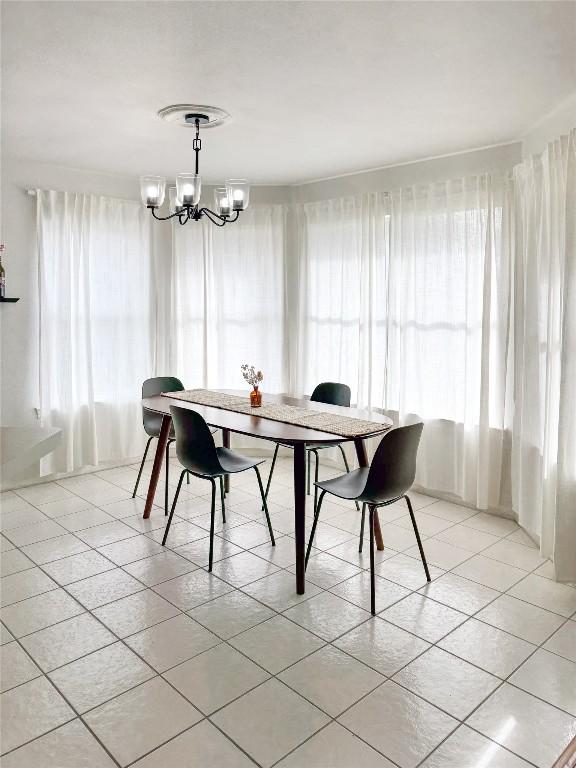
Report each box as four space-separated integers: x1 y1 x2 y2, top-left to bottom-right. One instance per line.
161 389 389 439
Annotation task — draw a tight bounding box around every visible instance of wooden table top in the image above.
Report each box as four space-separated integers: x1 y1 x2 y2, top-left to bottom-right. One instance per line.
142 390 393 445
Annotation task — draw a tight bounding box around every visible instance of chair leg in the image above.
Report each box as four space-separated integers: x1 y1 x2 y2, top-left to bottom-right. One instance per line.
305 489 326 567
255 466 275 546
186 471 190 485
208 479 217 572
262 443 279 509
164 440 172 516
219 476 226 523
312 449 319 515
369 505 376 615
307 450 311 495
339 444 360 510
132 436 154 498
405 495 431 582
359 503 366 553
162 469 186 546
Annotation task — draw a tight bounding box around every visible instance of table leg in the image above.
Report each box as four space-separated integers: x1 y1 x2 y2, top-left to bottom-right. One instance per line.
222 429 230 493
143 414 171 519
354 438 384 551
294 443 306 594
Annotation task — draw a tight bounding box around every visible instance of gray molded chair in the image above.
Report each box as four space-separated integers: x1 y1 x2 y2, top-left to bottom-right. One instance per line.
264 382 359 512
306 423 430 614
163 405 275 571
132 376 217 516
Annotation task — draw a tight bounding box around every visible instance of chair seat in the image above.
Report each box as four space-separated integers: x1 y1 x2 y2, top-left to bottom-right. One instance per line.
316 467 369 500
216 447 264 475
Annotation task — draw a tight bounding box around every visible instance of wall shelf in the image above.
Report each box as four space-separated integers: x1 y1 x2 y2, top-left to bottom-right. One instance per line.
0 297 20 303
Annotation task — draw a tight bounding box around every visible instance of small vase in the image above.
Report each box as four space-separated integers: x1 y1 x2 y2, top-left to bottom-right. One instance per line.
250 386 262 407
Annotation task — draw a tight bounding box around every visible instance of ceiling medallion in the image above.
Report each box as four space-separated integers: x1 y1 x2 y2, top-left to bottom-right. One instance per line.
140 105 248 227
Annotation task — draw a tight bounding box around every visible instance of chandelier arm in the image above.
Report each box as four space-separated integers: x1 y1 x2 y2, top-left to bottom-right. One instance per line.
200 208 228 227
150 207 183 222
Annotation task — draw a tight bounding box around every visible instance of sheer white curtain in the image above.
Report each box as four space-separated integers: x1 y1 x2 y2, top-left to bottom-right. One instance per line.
171 204 287 393
385 177 513 511
37 190 153 474
511 130 576 581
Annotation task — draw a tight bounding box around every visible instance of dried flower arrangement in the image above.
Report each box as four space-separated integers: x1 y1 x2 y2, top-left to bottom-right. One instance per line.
241 364 263 388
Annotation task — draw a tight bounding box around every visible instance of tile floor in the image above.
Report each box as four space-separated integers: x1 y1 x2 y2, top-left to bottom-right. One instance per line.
1 454 576 768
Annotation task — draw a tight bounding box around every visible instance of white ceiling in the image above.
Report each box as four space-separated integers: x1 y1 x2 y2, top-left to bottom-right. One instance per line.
2 1 575 184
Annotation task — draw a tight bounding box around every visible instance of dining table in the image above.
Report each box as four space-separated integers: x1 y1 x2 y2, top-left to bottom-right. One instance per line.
140 390 393 594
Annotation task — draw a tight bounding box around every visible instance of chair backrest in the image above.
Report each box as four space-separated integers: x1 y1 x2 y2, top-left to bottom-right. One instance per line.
363 423 424 504
170 405 222 476
310 382 351 408
142 377 184 434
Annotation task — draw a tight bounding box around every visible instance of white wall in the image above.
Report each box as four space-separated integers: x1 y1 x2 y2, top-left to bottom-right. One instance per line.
290 142 522 203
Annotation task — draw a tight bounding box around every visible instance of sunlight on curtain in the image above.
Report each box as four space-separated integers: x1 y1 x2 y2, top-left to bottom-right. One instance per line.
37 191 153 473
172 205 287 393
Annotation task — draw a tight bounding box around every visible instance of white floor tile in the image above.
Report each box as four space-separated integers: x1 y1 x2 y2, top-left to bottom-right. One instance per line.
0 589 84 638
375 553 444 590
0 677 74 754
418 573 499 614
438 618 535 678
467 683 576 768
462 513 519 537
230 615 325 673
509 648 576 715
130 719 254 767
1 492 35 515
476 594 565 645
149 520 208 547
75 520 138 548
306 521 355 551
252 534 316 568
42 550 115 585
330 570 410 612
326 538 398 570
421 500 478 523
0 623 14 644
380 594 467 643
279 644 384 716
295 551 361 589
210 550 280 587
189 590 275 640
506 527 538 548
276 721 396 768
21 534 89 564
97 534 165 565
283 591 370 641
99 497 153 519
0 719 117 768
543 619 576 663
406 538 471 569
396 511 454 537
49 641 155 713
0 641 42 692
0 567 58 607
379 522 427 552
334 616 430 676
67 567 145 609
1 506 49 531
84 677 202 766
433 524 501 553
174 535 243 567
21 612 115 672
36 497 95 519
4 519 68 548
165 642 269 713
420 725 533 767
481 539 548 572
153 569 234 611
123 550 197 586
453 555 526 592
57 507 117 532
17 483 73 506
92 589 179 637
221 521 276 549
507 574 576 618
242 570 322 611
339 680 458 768
125 613 220 672
393 646 500 719
212 678 330 768
0 549 34 577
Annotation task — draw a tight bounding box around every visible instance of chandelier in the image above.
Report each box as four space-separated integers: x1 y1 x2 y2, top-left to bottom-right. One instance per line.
140 105 249 227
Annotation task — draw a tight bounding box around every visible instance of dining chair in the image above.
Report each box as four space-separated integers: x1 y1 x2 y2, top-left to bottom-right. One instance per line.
263 382 359 512
305 422 430 614
163 405 275 571
132 376 218 517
